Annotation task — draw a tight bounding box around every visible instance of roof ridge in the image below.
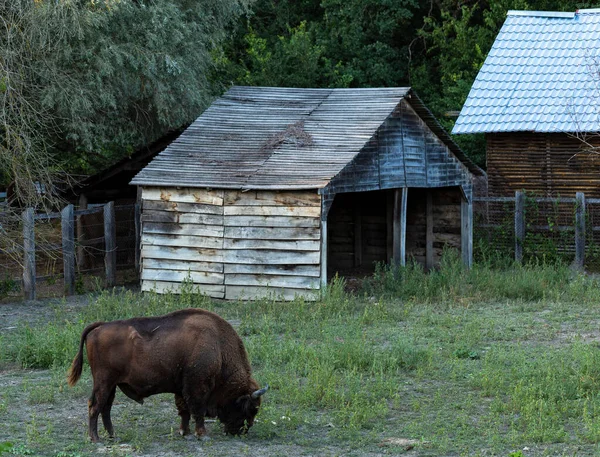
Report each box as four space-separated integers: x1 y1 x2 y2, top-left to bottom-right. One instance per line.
507 10 575 18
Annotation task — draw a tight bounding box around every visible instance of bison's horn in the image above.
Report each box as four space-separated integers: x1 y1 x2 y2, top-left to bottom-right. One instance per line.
251 384 269 399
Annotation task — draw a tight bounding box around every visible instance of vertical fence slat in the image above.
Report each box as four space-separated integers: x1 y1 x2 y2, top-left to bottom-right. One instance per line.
393 188 408 266
22 208 35 300
461 197 473 269
62 204 75 295
104 201 116 287
576 192 586 269
515 191 525 263
134 202 141 274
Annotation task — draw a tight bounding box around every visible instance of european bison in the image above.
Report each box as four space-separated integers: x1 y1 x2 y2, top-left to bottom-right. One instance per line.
67 308 267 442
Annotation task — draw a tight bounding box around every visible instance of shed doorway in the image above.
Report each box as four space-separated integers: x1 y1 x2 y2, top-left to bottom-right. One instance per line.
326 187 464 280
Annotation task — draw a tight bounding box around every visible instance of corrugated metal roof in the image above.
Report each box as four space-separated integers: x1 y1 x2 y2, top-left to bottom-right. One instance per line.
132 86 480 190
453 9 600 134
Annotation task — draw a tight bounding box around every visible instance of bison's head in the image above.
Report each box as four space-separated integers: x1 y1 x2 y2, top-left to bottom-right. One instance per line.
219 384 268 435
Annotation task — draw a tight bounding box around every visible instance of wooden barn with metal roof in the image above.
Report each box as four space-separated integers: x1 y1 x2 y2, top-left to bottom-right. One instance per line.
131 86 483 300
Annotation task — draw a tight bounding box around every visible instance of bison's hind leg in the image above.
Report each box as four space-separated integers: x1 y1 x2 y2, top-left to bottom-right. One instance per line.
101 387 117 438
175 394 191 436
88 382 117 443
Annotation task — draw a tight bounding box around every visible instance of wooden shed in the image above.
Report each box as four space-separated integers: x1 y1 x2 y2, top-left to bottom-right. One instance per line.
453 9 600 198
131 86 483 300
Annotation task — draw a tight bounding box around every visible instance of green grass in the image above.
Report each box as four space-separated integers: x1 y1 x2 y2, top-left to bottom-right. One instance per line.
4 255 600 455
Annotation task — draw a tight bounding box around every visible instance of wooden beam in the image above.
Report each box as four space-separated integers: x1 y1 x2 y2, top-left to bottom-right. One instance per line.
76 193 88 270
461 197 473 269
353 205 362 267
393 188 408 266
22 208 35 300
426 191 434 271
575 191 585 270
61 204 75 295
514 191 525 263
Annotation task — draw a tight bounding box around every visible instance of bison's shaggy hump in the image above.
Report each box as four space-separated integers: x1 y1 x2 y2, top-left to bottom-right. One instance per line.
67 308 267 442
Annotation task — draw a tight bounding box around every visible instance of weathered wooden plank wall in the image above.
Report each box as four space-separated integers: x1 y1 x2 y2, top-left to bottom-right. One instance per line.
140 187 321 300
487 132 600 198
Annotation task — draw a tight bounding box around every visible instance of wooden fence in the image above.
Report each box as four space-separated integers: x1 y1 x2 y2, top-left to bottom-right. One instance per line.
473 191 600 269
19 202 140 300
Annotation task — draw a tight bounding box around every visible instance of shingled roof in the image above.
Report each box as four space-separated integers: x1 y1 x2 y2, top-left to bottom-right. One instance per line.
453 9 600 134
131 86 481 191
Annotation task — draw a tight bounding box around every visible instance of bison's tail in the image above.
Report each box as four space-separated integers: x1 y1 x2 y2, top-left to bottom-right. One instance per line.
67 321 104 387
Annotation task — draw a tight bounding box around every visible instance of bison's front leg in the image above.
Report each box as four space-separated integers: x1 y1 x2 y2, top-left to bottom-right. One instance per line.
175 394 191 436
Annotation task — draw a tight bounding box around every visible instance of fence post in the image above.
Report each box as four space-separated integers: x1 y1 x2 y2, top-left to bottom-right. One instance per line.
22 208 36 300
515 191 525 263
62 204 75 295
104 201 116 287
575 192 586 270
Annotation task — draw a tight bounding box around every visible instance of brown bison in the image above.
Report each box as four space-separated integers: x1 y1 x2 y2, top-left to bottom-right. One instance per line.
67 308 267 442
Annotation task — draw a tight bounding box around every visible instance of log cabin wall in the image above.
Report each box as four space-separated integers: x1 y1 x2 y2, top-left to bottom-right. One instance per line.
487 132 600 197
140 187 321 300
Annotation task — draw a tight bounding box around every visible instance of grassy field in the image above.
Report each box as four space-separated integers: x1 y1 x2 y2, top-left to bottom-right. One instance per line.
3 254 600 456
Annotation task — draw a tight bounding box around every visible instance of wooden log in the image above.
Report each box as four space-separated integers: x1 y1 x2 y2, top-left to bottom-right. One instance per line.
575 191 585 269
22 208 35 300
426 191 434 271
104 202 116 287
514 191 525 264
61 204 75 295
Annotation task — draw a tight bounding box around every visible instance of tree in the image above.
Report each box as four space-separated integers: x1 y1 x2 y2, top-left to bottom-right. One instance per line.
0 0 251 207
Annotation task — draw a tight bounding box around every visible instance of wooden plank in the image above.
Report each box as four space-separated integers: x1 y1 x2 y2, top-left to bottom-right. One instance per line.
225 285 318 301
575 191 585 269
142 245 224 263
22 208 35 300
224 249 320 265
104 202 116 287
61 204 75 295
392 188 407 266
224 226 320 240
142 187 224 206
514 191 525 264
142 280 225 298
386 191 393 264
142 233 223 249
142 269 224 285
223 215 320 228
143 210 223 225
144 222 224 238
224 263 320 277
224 205 321 217
134 202 141 273
143 200 224 215
143 258 223 273
426 191 434 271
224 190 321 207
224 274 320 289
223 238 320 251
